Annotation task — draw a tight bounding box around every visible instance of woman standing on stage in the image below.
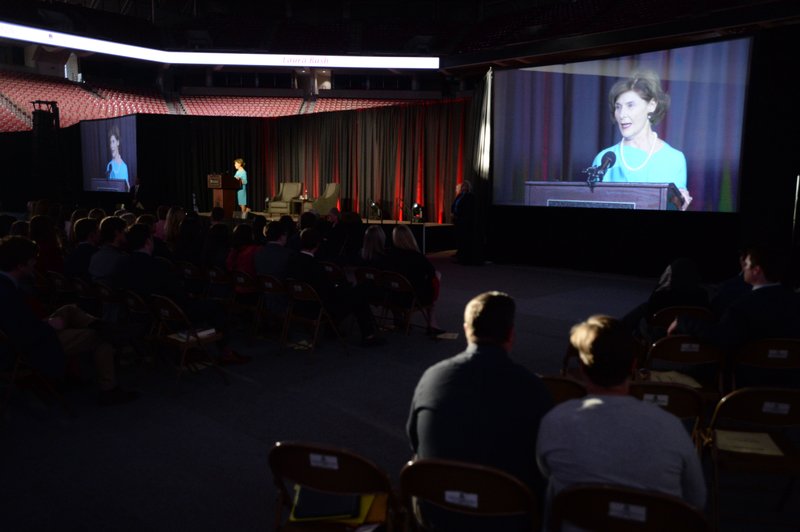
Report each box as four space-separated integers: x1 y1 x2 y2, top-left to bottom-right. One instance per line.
234 158 249 215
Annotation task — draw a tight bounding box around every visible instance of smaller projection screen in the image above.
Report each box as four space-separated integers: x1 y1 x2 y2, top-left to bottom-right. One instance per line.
81 115 137 193
492 38 751 212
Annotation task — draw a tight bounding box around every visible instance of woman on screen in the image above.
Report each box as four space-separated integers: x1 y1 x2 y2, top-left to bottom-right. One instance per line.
106 125 129 190
234 158 249 214
592 71 691 210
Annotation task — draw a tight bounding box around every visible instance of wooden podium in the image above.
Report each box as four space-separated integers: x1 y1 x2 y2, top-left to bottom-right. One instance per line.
207 173 241 218
524 181 683 210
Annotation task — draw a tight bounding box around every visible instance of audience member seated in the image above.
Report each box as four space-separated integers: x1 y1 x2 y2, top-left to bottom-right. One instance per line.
337 211 366 265
251 215 268 246
287 211 317 251
669 245 800 350
209 206 225 226
135 214 173 260
226 224 259 280
172 216 205 265
163 205 186 252
360 225 388 269
407 291 552 531
64 217 99 280
536 315 706 517
708 249 751 319
67 208 88 244
0 236 137 406
288 228 382 346
385 225 442 334
622 257 710 342
87 208 107 221
9 220 29 237
0 214 16 238
201 223 231 270
254 221 294 279
116 224 249 365
29 215 65 275
154 205 169 240
88 216 128 286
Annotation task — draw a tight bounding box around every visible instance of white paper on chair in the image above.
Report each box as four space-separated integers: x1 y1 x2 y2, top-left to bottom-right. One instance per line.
715 430 784 456
647 370 702 389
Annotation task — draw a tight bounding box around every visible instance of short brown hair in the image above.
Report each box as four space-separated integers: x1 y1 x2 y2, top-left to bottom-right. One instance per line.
608 70 670 125
464 291 515 345
0 236 38 272
570 315 635 387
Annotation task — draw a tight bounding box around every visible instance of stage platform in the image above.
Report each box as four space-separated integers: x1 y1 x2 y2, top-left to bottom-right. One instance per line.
197 212 456 254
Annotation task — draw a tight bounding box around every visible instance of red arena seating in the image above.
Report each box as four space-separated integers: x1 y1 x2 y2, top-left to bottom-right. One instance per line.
180 95 303 117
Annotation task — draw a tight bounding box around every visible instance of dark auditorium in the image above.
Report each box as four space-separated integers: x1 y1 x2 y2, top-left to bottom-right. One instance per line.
1 0 799 530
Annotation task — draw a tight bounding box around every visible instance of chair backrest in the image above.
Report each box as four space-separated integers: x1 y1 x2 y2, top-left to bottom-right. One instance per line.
94 280 121 303
232 270 257 292
400 458 538 528
628 381 705 422
550 484 711 531
277 182 302 201
380 271 416 298
285 280 323 306
647 335 724 366
354 267 381 285
539 375 587 404
708 387 800 429
734 338 800 370
319 261 348 286
322 182 340 199
150 294 191 333
268 441 397 528
123 289 151 315
258 274 285 294
649 306 715 328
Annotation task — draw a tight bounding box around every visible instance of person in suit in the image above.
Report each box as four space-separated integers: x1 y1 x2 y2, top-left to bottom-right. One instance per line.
254 221 295 279
63 217 99 280
288 228 382 346
451 180 476 264
0 236 136 406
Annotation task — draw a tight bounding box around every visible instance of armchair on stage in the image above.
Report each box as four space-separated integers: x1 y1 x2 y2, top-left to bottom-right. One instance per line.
266 182 302 216
310 182 340 214
524 181 684 210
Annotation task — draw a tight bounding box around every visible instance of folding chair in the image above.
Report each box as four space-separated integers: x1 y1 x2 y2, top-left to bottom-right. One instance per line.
206 266 234 306
231 270 260 337
379 271 431 335
0 328 71 417
550 484 711 531
538 375 587 405
122 290 158 362
319 261 349 287
645 335 725 406
256 274 288 339
400 458 539 531
149 294 228 383
282 280 347 353
354 266 387 327
71 276 101 316
175 261 207 299
45 270 77 309
648 306 715 329
703 387 800 528
629 381 705 450
731 338 800 389
268 440 400 531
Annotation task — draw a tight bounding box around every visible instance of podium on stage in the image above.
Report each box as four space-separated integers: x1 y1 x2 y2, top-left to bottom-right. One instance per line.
524 181 684 210
207 173 241 218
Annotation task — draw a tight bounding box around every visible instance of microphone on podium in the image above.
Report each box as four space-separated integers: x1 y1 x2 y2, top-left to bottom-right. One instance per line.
583 151 616 189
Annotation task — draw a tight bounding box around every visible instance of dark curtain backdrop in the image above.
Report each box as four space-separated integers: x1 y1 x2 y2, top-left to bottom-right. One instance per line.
492 38 751 212
136 99 472 223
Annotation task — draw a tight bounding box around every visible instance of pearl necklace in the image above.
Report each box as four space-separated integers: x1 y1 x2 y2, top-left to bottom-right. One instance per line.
620 131 657 172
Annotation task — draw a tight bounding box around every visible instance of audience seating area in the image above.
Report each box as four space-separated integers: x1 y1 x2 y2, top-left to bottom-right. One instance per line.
179 95 303 117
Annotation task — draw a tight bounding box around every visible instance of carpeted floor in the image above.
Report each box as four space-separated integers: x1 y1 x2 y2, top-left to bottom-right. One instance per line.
2 254 797 531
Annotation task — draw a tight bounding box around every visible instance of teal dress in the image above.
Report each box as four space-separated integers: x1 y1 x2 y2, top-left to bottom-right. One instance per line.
235 168 248 205
592 141 687 189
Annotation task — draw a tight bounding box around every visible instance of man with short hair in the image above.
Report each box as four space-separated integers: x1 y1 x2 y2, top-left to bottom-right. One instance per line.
537 315 705 514
254 221 294 279
88 216 128 286
0 236 137 406
669 245 800 348
63 217 99 280
408 291 552 488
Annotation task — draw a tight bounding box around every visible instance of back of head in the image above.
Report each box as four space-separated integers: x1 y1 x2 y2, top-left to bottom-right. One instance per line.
99 216 127 244
0 214 16 238
28 215 56 244
362 225 386 261
73 217 99 243
231 223 254 248
570 315 635 388
265 221 285 243
745 244 788 283
299 228 321 251
210 206 225 222
126 223 152 251
135 214 156 229
299 211 318 230
464 291 515 345
0 235 38 272
88 208 107 220
392 224 419 253
156 205 169 221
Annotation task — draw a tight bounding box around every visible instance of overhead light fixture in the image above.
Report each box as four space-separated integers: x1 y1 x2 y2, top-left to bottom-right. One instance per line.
0 21 440 69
